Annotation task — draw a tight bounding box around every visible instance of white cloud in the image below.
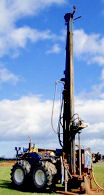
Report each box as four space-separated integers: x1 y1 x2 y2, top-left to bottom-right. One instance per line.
75 97 104 153
0 68 19 85
101 69 104 80
91 56 104 66
0 0 66 57
78 67 104 98
0 0 65 24
73 29 104 98
0 95 104 154
75 98 104 124
74 30 100 55
10 0 65 19
46 44 61 54
0 96 60 147
0 27 57 57
9 27 56 49
74 29 104 66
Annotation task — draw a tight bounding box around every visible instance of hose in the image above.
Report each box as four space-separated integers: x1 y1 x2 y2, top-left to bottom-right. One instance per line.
92 164 104 191
51 81 59 134
51 80 64 134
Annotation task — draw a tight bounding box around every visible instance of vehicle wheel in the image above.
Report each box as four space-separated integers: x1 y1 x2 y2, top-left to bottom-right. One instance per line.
31 161 57 191
11 160 31 188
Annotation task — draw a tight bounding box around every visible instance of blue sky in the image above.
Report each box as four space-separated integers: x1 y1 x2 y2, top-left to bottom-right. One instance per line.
0 0 104 158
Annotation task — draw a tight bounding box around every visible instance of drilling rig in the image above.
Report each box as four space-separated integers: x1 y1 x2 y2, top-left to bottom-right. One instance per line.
11 7 92 193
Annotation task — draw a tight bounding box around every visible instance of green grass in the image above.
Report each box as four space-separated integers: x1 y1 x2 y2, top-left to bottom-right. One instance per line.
0 163 104 194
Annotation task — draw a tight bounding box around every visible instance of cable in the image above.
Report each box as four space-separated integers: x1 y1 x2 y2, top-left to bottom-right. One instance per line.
57 96 64 147
51 81 58 134
51 80 64 134
51 82 82 146
92 164 104 191
70 113 80 123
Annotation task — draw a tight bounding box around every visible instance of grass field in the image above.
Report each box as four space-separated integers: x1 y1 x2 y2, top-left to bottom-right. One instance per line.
0 162 104 194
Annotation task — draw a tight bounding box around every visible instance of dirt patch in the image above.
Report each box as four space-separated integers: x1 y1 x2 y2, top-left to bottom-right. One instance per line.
0 161 16 166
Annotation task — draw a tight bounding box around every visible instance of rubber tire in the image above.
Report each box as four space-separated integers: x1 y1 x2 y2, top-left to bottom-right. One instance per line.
11 160 31 188
31 161 57 191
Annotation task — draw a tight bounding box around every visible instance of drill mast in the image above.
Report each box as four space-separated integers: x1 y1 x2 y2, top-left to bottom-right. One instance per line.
63 6 76 174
